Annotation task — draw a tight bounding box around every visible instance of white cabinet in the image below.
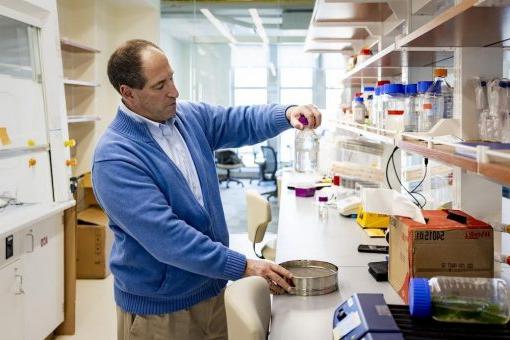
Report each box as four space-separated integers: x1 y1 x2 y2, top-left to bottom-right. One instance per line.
0 213 64 340
0 259 25 340
24 214 64 340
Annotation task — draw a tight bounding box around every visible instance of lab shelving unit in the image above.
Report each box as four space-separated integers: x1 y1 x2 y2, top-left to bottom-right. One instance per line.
307 0 510 283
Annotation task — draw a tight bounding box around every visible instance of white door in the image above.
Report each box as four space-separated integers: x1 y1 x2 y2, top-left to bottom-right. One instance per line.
24 214 64 340
0 259 25 340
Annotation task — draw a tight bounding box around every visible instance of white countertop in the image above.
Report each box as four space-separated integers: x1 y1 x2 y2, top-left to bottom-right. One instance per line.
0 200 75 235
271 174 403 340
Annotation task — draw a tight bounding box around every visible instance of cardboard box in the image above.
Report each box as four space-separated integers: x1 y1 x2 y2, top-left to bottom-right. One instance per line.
389 210 493 303
76 207 113 279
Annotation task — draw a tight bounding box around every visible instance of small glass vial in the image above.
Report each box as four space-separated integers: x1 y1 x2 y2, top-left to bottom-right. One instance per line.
317 195 329 222
410 276 510 324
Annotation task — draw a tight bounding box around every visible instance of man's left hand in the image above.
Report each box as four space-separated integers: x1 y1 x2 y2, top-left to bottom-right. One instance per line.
285 104 322 130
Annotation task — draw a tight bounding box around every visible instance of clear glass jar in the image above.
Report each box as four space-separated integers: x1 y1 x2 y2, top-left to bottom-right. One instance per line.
416 81 435 132
383 84 405 131
404 84 418 132
410 277 510 324
352 97 367 124
294 116 319 173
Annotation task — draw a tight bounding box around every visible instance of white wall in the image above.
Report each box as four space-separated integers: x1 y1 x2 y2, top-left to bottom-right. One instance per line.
160 34 191 101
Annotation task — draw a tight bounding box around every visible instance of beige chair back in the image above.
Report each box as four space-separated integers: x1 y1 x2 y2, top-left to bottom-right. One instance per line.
225 276 271 340
246 189 272 244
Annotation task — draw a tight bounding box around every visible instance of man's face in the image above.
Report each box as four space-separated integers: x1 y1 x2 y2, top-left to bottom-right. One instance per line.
122 47 180 123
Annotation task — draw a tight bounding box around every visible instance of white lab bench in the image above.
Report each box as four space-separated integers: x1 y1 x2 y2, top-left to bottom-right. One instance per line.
270 174 403 340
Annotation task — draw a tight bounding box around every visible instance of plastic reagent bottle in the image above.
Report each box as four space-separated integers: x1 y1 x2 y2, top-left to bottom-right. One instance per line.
294 115 319 173
409 276 510 324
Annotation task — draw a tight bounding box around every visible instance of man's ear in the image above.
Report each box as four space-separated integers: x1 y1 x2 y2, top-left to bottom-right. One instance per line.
120 84 135 104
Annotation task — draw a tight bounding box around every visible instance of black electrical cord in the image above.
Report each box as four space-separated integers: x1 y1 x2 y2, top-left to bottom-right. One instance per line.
390 150 423 207
384 146 429 208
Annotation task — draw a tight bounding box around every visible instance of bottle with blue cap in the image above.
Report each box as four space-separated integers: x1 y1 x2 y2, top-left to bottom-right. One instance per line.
409 276 510 324
294 115 319 173
352 96 367 124
383 83 405 131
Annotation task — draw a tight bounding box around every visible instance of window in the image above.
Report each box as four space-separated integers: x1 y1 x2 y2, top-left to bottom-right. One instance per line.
278 45 315 164
323 54 347 111
232 46 269 167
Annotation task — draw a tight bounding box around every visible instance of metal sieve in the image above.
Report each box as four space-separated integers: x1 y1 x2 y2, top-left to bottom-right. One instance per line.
280 260 338 296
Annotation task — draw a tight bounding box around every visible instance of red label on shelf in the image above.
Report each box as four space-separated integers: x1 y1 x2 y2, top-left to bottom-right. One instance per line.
423 103 433 110
387 110 404 115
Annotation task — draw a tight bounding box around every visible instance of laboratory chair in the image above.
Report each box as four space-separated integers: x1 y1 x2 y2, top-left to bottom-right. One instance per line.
225 276 271 340
215 149 245 188
259 146 278 200
246 190 277 261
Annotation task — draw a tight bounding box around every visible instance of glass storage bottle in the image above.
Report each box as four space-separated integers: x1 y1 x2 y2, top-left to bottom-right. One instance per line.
382 84 405 131
294 116 319 173
417 81 435 132
404 84 418 132
430 68 454 119
409 276 510 324
375 80 390 129
352 97 367 124
372 87 380 127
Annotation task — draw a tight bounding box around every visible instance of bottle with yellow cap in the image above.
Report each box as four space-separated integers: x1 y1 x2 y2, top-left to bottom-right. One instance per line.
429 68 454 119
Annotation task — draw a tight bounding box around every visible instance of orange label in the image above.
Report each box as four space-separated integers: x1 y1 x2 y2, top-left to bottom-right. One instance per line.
423 103 433 110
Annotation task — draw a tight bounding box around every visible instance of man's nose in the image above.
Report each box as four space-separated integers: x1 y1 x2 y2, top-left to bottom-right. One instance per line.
168 83 179 98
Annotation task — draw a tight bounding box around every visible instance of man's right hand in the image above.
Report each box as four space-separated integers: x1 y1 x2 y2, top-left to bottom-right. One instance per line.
244 259 294 295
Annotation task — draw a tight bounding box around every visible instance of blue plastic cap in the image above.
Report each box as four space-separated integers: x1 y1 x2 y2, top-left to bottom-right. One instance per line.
499 81 508 88
409 278 432 318
383 84 405 95
375 87 381 96
354 97 364 102
417 81 433 94
405 84 418 95
363 86 375 92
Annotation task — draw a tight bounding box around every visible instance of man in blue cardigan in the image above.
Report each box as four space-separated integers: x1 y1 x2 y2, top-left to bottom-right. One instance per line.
93 39 322 340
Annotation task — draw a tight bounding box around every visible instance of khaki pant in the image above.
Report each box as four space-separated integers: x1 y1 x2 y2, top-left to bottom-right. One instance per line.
117 290 227 340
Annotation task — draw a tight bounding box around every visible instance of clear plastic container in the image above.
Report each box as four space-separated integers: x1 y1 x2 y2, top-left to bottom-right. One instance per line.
404 84 418 132
352 97 367 124
295 116 319 173
430 68 454 119
383 84 405 131
417 81 435 132
410 276 510 324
